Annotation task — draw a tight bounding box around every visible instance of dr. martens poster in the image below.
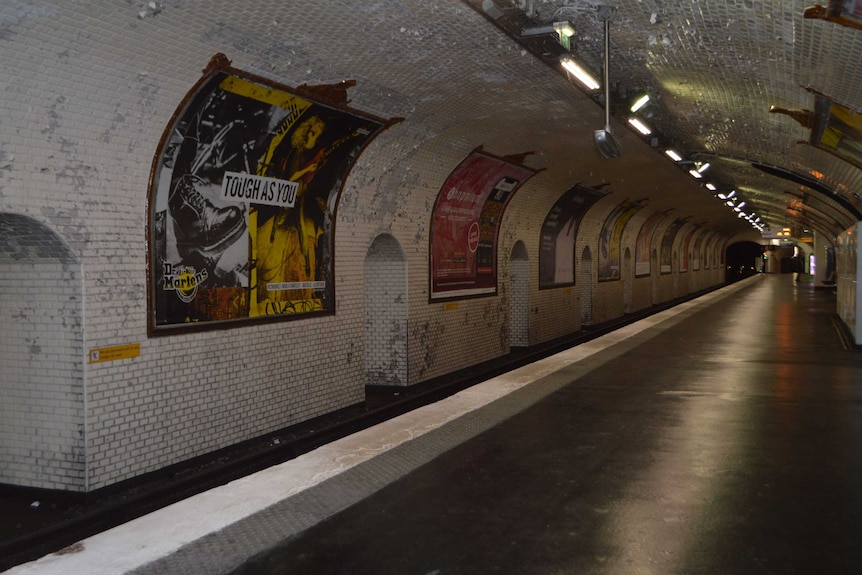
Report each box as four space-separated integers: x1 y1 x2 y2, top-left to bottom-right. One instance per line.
148 55 395 333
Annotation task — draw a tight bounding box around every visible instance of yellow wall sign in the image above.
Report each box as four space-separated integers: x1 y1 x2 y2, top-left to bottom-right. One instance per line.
89 343 141 364
443 302 458 311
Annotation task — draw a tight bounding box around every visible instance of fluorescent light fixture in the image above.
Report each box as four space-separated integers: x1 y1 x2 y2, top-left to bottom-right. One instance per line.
630 94 650 112
718 193 728 200
725 200 735 207
726 190 736 198
689 169 703 179
553 21 576 38
560 57 600 91
697 162 711 173
705 183 717 191
733 206 742 212
737 201 746 209
628 117 652 135
664 149 683 162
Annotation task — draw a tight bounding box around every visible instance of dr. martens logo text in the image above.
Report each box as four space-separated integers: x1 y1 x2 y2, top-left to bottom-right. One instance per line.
162 263 207 303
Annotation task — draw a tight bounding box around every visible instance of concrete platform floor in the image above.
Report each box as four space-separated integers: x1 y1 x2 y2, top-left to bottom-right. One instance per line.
8 274 862 574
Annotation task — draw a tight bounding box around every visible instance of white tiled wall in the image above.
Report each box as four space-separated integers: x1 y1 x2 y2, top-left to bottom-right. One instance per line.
0 0 730 490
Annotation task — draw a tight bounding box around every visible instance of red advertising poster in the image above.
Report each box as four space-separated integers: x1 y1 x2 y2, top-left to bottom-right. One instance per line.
430 150 536 300
634 211 669 277
148 55 394 333
598 200 644 282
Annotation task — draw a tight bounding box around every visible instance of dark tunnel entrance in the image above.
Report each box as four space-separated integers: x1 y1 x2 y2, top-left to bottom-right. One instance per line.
725 241 763 283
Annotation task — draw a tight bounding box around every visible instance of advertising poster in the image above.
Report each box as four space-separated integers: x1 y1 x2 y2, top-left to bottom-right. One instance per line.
539 185 608 288
846 0 862 17
836 224 859 341
804 1 862 26
692 229 706 271
811 94 862 170
713 235 727 268
660 218 688 274
679 225 700 273
430 150 536 300
705 230 721 270
598 200 643 282
706 231 722 269
634 211 669 277
149 56 392 332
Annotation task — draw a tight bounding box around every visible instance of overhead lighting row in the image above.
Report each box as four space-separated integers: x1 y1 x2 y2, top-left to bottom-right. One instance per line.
556 54 765 232
717 190 764 231
627 95 764 232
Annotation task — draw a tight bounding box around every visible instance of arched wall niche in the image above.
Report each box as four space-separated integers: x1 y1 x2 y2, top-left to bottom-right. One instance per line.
0 213 86 491
364 233 408 386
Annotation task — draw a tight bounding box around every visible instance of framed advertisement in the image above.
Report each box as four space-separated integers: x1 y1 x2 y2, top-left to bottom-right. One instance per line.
634 210 670 277
597 200 644 282
679 224 701 273
809 94 862 170
429 149 537 300
148 54 397 334
539 184 608 288
691 229 706 271
804 1 862 29
660 218 688 275
771 88 862 173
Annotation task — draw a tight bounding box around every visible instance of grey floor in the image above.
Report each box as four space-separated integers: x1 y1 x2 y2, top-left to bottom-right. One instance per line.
141 275 862 575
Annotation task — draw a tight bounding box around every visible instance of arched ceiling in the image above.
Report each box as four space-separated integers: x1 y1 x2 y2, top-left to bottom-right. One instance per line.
469 0 862 242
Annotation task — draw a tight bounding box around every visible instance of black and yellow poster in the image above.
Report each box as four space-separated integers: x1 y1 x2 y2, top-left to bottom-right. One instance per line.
149 56 392 332
811 94 862 170
597 200 643 282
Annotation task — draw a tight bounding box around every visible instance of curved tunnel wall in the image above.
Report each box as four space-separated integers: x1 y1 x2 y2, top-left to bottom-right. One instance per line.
0 0 738 490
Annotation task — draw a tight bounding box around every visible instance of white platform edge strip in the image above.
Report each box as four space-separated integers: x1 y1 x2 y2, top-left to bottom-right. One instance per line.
5 277 759 575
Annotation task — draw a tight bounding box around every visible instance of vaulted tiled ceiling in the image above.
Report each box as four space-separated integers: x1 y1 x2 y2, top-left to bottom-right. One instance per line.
469 0 862 239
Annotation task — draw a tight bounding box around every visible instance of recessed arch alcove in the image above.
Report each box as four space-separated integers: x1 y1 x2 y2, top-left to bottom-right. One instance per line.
580 246 593 326
509 240 530 347
0 213 85 490
364 233 408 386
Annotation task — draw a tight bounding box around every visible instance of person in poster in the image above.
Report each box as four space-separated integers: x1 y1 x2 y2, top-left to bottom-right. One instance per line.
250 106 378 317
254 114 328 315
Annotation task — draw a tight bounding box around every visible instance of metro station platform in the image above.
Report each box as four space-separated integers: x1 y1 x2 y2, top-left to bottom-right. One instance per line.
7 273 862 575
